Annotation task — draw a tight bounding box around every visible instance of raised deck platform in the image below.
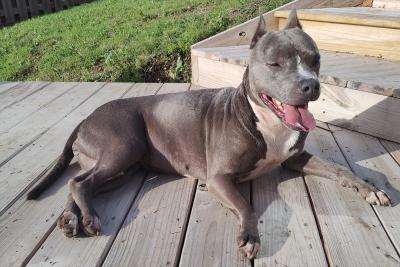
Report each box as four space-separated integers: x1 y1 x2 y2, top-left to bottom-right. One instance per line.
0 82 400 266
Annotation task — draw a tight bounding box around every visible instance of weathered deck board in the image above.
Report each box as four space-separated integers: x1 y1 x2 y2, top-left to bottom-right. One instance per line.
0 83 105 166
0 82 78 133
0 83 132 214
27 170 146 267
309 83 400 143
0 83 133 267
0 82 49 111
102 174 197 267
179 183 251 267
25 83 163 266
1 81 399 266
380 139 400 166
330 125 400 257
103 83 197 267
305 126 399 266
252 168 328 267
0 163 81 267
0 82 21 94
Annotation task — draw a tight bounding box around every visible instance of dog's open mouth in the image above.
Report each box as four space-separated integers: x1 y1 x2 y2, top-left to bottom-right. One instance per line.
259 93 316 132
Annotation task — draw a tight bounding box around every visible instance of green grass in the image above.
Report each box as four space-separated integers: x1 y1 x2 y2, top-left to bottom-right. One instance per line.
0 0 291 82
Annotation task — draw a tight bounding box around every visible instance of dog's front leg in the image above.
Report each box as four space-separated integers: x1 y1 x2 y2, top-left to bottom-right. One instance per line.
282 151 391 206
207 176 260 259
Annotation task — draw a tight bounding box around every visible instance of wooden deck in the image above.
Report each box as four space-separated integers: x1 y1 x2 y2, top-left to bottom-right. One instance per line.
0 81 400 266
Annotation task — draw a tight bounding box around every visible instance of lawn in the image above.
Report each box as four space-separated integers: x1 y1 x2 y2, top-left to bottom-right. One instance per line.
0 0 291 82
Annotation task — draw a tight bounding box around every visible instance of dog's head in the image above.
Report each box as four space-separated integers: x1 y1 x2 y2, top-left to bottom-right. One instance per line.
247 10 320 132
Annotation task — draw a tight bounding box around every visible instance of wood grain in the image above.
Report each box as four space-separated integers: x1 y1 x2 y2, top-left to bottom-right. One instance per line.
156 83 191 94
0 83 132 214
27 170 146 267
179 183 251 267
0 82 20 94
373 0 400 9
197 57 244 88
193 47 400 96
275 7 400 29
0 81 49 111
277 17 400 60
252 168 327 267
0 82 78 133
191 0 362 49
309 83 400 143
102 174 197 267
329 125 400 256
0 82 104 166
380 139 400 166
305 125 399 266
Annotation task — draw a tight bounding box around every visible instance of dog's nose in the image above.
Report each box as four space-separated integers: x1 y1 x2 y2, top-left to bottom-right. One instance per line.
300 78 320 99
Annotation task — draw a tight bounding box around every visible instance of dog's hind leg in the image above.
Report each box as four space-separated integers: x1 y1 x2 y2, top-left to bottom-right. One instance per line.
69 145 146 236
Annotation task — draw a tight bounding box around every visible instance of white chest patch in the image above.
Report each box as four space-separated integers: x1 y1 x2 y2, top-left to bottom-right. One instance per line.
244 97 301 181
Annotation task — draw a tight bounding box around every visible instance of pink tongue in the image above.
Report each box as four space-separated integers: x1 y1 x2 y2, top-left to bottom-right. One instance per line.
282 104 316 131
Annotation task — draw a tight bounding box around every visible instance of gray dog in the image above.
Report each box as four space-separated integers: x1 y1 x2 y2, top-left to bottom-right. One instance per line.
28 10 390 260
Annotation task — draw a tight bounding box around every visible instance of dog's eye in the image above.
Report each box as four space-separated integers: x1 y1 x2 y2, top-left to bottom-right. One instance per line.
266 62 280 68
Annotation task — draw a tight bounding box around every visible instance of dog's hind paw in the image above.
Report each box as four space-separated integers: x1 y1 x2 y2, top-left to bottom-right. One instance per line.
81 214 101 236
58 211 79 238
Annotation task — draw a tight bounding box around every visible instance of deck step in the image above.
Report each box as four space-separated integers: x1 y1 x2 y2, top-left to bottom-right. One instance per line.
274 7 400 60
373 0 400 9
192 46 400 97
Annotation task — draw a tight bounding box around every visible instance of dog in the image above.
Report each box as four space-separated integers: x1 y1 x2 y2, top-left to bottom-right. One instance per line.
27 10 390 260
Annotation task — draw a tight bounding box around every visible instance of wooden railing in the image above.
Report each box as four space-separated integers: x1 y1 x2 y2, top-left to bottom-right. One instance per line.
0 0 91 27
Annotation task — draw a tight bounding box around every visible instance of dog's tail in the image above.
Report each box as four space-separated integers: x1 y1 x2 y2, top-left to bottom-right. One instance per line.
27 122 82 200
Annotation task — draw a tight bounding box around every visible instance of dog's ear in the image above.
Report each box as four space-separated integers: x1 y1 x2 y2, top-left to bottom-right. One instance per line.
250 15 266 49
284 9 302 30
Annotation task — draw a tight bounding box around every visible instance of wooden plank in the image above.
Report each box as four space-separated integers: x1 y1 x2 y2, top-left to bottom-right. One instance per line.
0 82 104 166
191 0 361 49
179 183 251 267
9 83 162 266
380 139 400 166
275 7 400 29
102 83 196 266
0 82 49 111
189 84 206 91
21 84 163 266
305 125 400 266
156 83 190 94
27 170 146 267
193 46 400 96
191 53 200 85
0 83 132 214
320 51 400 96
252 168 327 266
277 17 400 60
0 163 81 267
123 83 162 97
374 0 400 8
102 174 196 267
0 83 133 267
330 125 400 254
197 57 244 88
309 83 400 143
0 82 20 94
0 82 78 133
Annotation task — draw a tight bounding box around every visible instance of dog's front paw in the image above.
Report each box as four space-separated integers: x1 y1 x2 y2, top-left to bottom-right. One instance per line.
81 214 101 236
58 211 79 238
237 227 260 259
365 190 391 206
